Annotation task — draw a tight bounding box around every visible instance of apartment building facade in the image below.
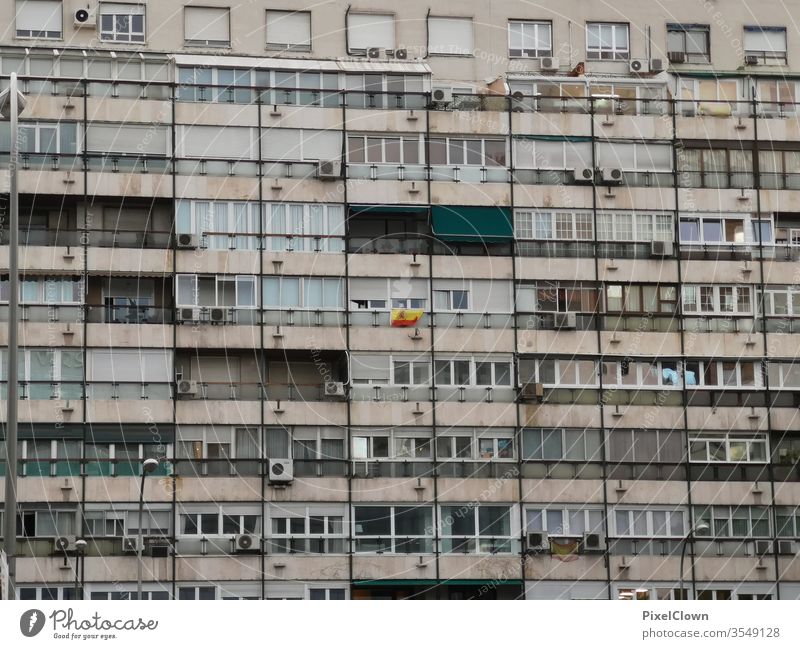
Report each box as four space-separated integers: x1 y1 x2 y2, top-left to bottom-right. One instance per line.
0 0 799 600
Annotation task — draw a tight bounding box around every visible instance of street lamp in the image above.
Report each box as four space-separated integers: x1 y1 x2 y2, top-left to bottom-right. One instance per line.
73 538 87 600
0 73 27 601
136 458 160 600
679 521 711 600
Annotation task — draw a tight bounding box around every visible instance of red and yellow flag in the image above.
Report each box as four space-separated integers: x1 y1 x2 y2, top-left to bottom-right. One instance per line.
390 308 424 327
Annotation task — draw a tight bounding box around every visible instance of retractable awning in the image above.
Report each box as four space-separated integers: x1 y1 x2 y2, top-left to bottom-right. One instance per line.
431 205 513 243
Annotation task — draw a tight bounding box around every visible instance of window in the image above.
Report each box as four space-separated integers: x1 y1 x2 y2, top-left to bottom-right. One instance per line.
99 3 145 42
604 284 678 314
512 139 592 171
309 588 346 600
428 16 474 56
526 506 604 536
586 22 629 60
18 122 78 155
681 285 753 314
264 202 345 253
434 358 512 387
269 505 345 554
508 20 552 57
263 277 343 310
744 26 787 64
678 214 756 243
175 275 257 308
596 142 672 172
178 586 216 600
347 135 421 164
16 0 62 39
2 276 82 304
180 509 260 536
354 505 433 553
266 10 311 51
184 6 230 47
17 509 76 537
667 24 710 63
522 428 603 461
760 285 800 316
534 358 598 387
433 288 469 311
347 12 394 53
515 211 594 241
776 506 800 537
694 506 771 537
440 505 514 553
437 429 514 460
689 433 768 463
392 358 430 386
596 213 674 242
768 361 800 389
613 508 686 537
428 137 506 167
0 348 84 400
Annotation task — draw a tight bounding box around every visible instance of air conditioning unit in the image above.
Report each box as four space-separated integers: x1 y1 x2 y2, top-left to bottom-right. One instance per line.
520 382 544 402
393 48 408 60
745 54 760 66
629 59 649 74
268 458 294 483
650 240 674 257
574 167 595 184
777 540 797 555
177 307 201 324
235 534 258 552
526 531 549 552
601 168 623 185
540 56 559 72
317 160 342 180
582 532 607 553
367 47 383 59
324 381 346 398
667 51 686 64
177 380 199 397
754 539 774 555
122 536 140 553
145 536 171 558
54 536 77 553
737 247 754 261
649 58 665 73
209 307 231 324
176 233 198 249
431 88 453 105
74 8 96 27
553 311 577 329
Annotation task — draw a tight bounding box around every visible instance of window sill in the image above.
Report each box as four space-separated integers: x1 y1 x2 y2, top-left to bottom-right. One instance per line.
266 45 312 53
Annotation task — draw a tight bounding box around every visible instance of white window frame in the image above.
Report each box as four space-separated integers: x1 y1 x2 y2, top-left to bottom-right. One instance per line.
537 358 600 388
99 3 146 43
525 505 604 536
428 136 507 167
433 357 513 388
352 504 435 554
269 508 345 554
391 357 431 386
681 285 753 315
694 505 771 538
183 5 231 47
439 504 516 554
586 22 630 60
508 20 552 58
612 508 687 538
432 287 470 312
263 276 344 311
689 432 769 463
743 26 788 64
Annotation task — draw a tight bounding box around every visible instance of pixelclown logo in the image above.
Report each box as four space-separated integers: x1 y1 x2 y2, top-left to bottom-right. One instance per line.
20 609 45 637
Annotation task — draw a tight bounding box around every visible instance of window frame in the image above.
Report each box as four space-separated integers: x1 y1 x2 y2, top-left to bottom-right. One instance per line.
586 22 630 61
99 2 146 43
508 20 553 58
265 9 312 52
666 24 711 63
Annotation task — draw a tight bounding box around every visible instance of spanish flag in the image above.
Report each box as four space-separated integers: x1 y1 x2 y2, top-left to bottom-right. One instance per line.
390 308 424 327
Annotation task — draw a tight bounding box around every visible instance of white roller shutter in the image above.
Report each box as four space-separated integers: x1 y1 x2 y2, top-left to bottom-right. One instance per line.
428 17 474 55
348 13 395 50
178 125 255 159
266 10 311 49
86 124 168 155
16 0 62 34
89 350 172 382
350 354 390 381
184 6 230 45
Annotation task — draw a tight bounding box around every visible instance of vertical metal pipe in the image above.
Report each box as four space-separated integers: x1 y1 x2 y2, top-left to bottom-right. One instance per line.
3 72 20 600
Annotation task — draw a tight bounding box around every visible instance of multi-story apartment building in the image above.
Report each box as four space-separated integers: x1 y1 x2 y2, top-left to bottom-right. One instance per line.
0 0 799 601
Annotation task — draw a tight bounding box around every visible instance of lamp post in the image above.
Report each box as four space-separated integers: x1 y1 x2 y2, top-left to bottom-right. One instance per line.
0 73 27 601
679 521 711 600
73 538 87 600
136 458 159 600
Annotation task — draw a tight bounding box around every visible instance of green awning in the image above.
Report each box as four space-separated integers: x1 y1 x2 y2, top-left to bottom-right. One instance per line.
431 205 513 243
349 204 429 216
353 579 522 587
